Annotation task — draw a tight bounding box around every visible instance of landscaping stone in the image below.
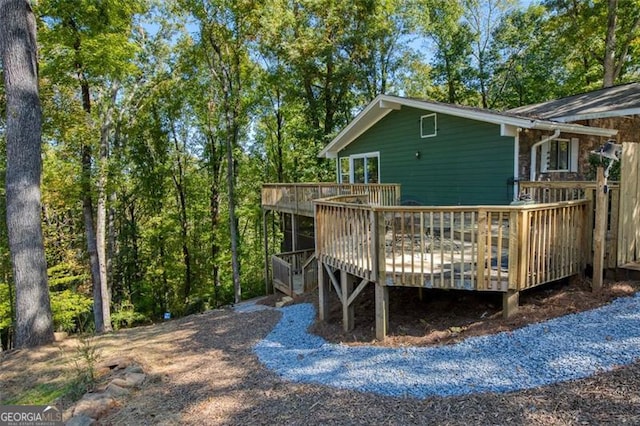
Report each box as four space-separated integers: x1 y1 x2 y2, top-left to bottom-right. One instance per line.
124 364 144 374
275 296 293 308
124 372 146 387
73 393 116 419
99 356 132 370
105 382 130 397
65 414 95 426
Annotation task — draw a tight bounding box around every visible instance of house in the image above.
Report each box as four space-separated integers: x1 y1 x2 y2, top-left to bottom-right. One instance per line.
508 82 640 182
262 90 640 340
318 95 617 205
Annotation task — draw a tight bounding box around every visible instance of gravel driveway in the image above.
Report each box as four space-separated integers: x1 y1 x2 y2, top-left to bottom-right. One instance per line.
253 293 640 398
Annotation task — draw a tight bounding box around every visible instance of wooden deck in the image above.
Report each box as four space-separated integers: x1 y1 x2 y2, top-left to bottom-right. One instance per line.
262 180 635 340
315 196 588 293
314 195 589 339
262 183 401 216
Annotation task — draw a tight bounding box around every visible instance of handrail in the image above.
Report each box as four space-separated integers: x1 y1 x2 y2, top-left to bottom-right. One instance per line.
315 196 589 293
262 183 401 216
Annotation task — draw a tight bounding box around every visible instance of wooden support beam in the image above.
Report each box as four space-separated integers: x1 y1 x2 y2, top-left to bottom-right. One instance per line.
375 283 389 341
341 270 355 331
346 278 369 307
502 290 519 318
318 261 330 321
593 167 607 291
323 263 343 303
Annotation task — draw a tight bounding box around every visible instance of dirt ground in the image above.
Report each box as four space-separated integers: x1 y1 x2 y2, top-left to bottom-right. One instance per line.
306 277 640 347
1 278 640 425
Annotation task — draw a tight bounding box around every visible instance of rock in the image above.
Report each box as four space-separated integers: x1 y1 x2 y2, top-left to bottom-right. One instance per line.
99 357 132 370
275 296 293 308
124 365 144 374
124 372 146 387
65 414 95 426
105 383 130 397
109 378 130 388
73 393 116 419
53 331 68 342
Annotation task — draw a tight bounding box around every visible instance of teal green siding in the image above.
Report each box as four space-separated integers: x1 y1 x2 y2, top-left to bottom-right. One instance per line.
338 107 515 205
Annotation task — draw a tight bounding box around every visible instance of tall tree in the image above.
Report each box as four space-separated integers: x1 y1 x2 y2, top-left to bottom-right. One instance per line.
462 0 517 108
38 0 144 332
602 0 640 87
0 0 54 348
414 0 474 103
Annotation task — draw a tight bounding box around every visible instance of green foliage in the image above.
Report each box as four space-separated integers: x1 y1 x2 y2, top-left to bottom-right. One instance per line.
1 382 80 406
16 0 634 338
111 301 148 330
50 290 93 333
73 335 101 390
586 156 621 181
0 282 11 332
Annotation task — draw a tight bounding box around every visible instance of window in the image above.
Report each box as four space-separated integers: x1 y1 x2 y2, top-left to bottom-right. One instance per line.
420 113 437 138
339 157 350 183
541 138 579 173
337 152 380 183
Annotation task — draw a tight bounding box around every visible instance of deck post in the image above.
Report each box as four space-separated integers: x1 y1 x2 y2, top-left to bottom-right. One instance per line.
290 213 298 252
341 270 354 331
593 167 607 291
263 209 273 294
502 290 519 318
375 282 389 340
318 261 330 321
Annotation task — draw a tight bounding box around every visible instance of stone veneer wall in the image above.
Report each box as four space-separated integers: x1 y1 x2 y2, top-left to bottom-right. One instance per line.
518 114 640 182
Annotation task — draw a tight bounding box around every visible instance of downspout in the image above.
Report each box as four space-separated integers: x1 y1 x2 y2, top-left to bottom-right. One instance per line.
530 129 561 181
513 131 519 200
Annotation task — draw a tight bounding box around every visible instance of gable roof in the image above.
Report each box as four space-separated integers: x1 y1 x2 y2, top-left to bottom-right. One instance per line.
320 94 618 158
506 82 640 122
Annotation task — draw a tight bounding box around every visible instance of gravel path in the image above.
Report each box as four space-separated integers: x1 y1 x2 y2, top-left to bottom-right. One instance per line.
253 293 640 398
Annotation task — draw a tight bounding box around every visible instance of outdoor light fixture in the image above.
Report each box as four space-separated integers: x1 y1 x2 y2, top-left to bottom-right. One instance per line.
415 151 421 159
591 139 622 192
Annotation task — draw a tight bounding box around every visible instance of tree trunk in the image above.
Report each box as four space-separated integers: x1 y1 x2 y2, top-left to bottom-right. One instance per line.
169 127 192 304
603 0 618 88
96 102 112 332
82 143 104 332
226 127 241 304
0 0 54 348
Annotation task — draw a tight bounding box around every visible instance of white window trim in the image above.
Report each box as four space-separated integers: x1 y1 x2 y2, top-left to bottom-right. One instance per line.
420 113 437 138
541 137 579 173
338 157 350 183
338 151 380 184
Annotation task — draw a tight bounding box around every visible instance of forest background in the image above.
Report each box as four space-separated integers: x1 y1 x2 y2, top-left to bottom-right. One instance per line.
1 0 639 349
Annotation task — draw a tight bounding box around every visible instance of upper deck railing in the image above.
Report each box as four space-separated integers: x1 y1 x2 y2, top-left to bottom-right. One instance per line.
520 181 620 268
315 195 589 293
262 183 401 216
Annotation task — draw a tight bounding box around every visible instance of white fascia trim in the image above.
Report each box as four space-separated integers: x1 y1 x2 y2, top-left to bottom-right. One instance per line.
550 108 640 123
501 124 518 137
320 95 618 158
319 95 395 158
529 120 618 137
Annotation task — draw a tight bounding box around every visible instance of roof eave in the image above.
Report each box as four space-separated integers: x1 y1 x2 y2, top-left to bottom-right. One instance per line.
550 107 640 123
530 121 618 137
319 95 619 158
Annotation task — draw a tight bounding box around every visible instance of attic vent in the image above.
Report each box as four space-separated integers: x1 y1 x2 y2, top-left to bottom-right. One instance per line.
420 113 437 138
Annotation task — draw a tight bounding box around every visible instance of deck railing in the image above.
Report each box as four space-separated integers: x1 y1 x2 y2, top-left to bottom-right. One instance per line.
520 181 619 268
271 249 315 296
519 180 619 203
262 183 401 216
315 196 589 293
